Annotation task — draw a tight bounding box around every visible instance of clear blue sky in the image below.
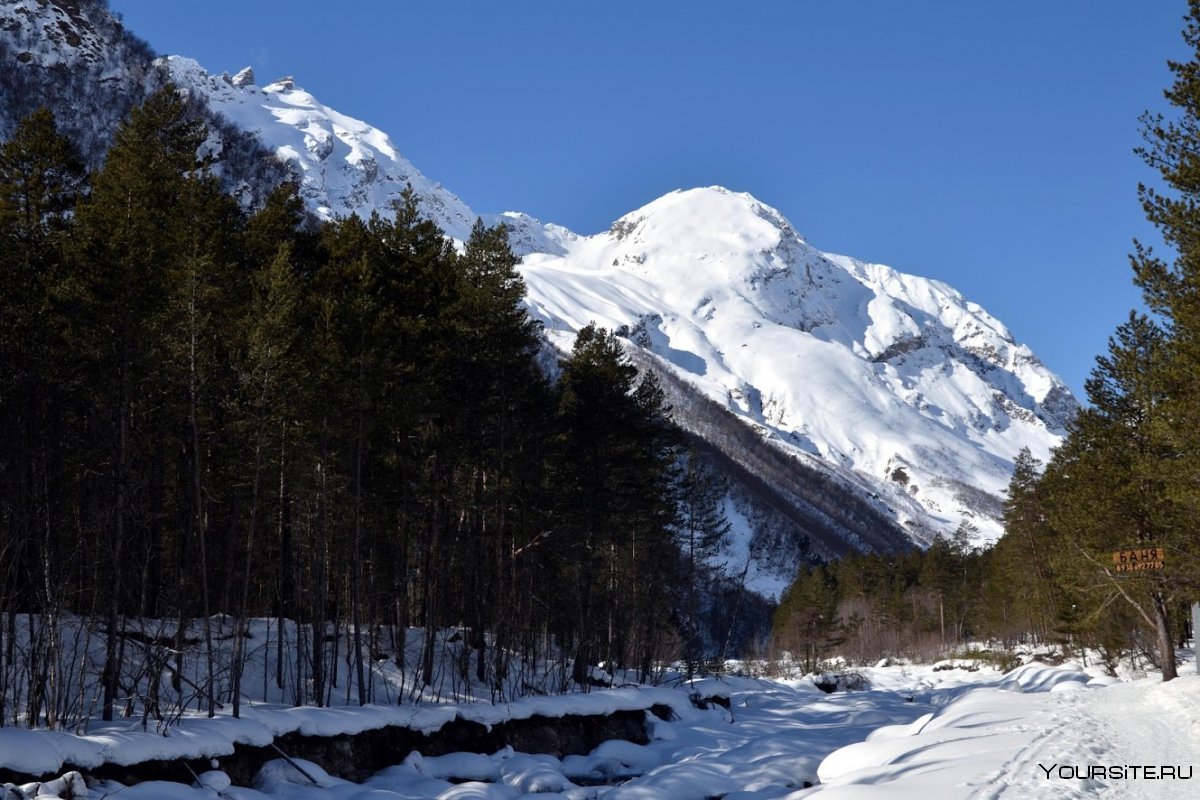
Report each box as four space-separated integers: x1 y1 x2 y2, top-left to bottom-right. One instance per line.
110 0 1191 401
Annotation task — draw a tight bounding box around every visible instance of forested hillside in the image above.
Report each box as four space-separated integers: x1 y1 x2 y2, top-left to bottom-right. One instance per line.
0 92 744 727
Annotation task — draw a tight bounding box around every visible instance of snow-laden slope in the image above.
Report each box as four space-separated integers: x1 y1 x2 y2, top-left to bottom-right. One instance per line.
0 0 161 163
0 0 120 70
162 57 575 256
156 54 1076 544
522 187 1076 544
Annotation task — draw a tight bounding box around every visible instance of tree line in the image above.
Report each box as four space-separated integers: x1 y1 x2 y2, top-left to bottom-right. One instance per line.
0 88 734 727
772 497 1193 677
777 1 1200 682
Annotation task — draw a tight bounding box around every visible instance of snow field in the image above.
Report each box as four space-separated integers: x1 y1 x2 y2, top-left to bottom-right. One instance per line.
17 657 1193 800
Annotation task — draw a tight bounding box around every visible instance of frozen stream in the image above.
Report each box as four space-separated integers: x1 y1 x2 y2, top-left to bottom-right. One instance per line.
6 660 1200 799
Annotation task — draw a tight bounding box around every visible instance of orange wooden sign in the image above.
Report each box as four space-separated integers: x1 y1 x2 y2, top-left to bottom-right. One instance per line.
1111 546 1165 573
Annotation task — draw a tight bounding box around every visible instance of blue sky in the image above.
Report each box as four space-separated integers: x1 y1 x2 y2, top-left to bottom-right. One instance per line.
110 0 1190 400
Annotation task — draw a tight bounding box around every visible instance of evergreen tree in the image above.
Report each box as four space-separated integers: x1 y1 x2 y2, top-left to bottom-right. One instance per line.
994 447 1059 642
675 448 732 670
1040 314 1183 679
0 108 88 725
70 85 214 719
447 218 549 686
551 325 682 682
1128 0 1200 654
774 564 843 673
0 107 86 245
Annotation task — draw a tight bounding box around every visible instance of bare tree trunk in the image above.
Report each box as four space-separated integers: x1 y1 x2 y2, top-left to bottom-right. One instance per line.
102 357 129 722
276 429 291 694
421 445 441 690
352 415 367 706
189 283 216 718
312 452 328 707
1153 590 1178 681
232 374 269 717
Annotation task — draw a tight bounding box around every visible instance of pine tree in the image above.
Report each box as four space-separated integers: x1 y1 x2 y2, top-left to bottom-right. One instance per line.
1041 314 1183 679
995 447 1058 642
0 107 87 726
551 325 682 682
446 218 549 687
1129 0 1200 608
0 107 86 245
774 564 842 673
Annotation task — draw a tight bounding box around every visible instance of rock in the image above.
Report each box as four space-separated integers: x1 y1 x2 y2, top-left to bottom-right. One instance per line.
232 66 255 87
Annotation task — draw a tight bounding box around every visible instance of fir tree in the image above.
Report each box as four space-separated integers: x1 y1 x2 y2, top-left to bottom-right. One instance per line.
0 107 86 245
0 109 87 723
995 447 1058 642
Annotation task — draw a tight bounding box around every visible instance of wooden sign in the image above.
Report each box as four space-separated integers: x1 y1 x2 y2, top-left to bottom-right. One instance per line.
1111 546 1165 573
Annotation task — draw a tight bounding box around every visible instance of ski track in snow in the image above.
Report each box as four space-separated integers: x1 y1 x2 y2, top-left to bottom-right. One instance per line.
810 662 1200 800
976 677 1200 799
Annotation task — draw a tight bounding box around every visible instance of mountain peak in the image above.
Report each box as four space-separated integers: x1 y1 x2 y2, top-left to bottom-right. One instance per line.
523 186 1077 545
611 186 806 248
0 9 1077 555
230 65 255 87
162 56 481 237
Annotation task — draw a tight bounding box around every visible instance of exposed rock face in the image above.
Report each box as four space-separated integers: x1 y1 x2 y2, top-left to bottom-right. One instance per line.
0 0 158 162
231 65 254 86
0 0 292 204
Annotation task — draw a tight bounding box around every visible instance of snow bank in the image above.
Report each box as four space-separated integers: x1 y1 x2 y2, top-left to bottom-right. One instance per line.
0 686 699 776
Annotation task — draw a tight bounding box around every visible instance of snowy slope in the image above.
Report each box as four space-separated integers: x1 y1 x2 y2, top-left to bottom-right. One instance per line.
154 51 1077 545
522 188 1076 545
162 57 575 256
0 0 117 69
0 0 160 162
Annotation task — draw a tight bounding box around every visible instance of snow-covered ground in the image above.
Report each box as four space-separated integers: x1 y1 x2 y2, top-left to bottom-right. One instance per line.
5 654 1199 799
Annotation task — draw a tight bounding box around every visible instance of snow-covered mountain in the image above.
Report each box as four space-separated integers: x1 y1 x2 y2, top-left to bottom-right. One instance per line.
522 187 1075 549
0 0 1077 588
162 52 1075 556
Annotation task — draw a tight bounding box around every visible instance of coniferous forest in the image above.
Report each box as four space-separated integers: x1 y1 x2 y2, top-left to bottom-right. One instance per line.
0 89 740 727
